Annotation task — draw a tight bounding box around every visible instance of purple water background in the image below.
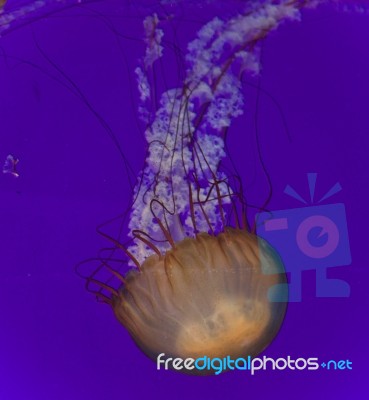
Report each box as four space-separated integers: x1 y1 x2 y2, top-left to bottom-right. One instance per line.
0 1 368 399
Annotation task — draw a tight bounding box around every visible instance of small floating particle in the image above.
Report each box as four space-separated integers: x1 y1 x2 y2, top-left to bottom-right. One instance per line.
3 154 20 178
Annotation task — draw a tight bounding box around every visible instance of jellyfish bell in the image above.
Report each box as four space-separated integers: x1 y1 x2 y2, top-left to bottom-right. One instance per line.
113 228 287 375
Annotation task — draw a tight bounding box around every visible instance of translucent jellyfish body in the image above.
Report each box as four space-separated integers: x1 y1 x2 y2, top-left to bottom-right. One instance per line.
81 0 344 375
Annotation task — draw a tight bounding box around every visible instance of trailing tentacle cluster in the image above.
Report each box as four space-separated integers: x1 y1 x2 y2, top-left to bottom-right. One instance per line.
128 0 309 266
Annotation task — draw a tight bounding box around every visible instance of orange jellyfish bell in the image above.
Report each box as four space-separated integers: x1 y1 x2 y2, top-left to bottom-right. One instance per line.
113 229 287 375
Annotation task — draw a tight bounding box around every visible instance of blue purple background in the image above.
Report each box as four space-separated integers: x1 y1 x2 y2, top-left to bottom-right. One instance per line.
0 1 368 399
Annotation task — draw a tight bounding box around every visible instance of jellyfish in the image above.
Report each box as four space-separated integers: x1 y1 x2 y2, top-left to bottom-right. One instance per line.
79 0 362 375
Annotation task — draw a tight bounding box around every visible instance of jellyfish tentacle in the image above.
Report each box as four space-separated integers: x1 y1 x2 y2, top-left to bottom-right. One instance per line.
132 229 163 257
97 228 141 271
149 199 177 248
86 277 118 298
